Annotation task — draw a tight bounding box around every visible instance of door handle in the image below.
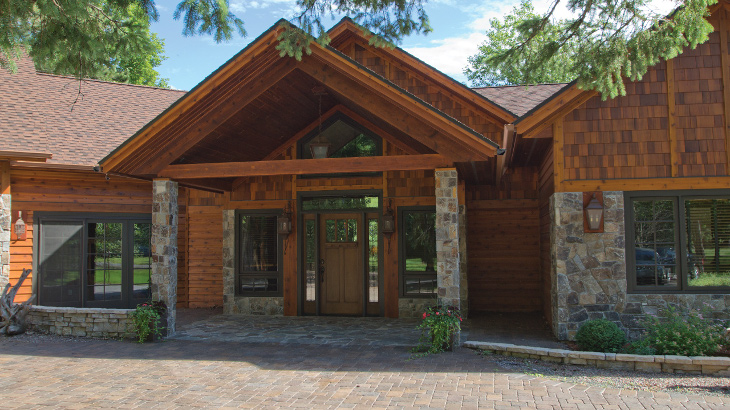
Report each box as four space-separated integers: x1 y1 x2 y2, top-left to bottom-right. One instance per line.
319 259 326 282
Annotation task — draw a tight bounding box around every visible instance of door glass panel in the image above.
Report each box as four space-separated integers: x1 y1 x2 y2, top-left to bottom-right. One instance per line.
305 219 316 302
87 222 123 301
325 219 336 243
39 221 83 307
302 196 379 211
133 223 152 300
368 219 379 303
336 219 347 242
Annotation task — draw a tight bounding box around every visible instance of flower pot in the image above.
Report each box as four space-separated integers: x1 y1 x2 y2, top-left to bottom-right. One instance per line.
430 330 457 352
145 315 167 342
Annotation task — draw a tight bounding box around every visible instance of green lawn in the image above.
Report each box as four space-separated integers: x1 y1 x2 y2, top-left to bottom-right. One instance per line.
689 273 730 287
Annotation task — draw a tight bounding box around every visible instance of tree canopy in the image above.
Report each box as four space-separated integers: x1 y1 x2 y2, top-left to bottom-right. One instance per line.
464 1 579 87
1 0 430 83
483 0 717 98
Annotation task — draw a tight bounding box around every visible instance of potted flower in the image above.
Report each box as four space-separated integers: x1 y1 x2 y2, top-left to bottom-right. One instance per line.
413 305 463 355
130 301 167 343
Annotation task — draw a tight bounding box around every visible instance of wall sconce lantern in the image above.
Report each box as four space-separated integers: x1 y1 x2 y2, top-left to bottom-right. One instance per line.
382 200 395 235
583 192 604 233
12 211 27 241
278 202 292 236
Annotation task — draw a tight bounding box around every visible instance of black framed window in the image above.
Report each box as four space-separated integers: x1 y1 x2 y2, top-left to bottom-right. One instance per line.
626 191 730 292
399 207 437 297
36 214 151 309
236 211 282 296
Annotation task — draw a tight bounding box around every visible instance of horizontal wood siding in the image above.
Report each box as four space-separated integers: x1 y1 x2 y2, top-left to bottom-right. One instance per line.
538 147 555 327
466 166 538 201
186 204 223 308
466 199 541 313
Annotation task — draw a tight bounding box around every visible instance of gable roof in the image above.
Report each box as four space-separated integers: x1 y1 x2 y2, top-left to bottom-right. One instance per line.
100 20 503 177
0 56 185 168
472 83 570 117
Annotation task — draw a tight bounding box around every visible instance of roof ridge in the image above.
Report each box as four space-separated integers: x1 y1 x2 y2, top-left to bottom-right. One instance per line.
35 71 188 93
471 83 570 90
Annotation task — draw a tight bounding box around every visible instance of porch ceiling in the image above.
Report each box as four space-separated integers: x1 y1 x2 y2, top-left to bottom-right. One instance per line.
173 69 434 166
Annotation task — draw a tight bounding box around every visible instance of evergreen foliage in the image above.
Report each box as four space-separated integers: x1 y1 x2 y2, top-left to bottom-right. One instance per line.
575 319 627 353
485 0 717 99
465 1 579 87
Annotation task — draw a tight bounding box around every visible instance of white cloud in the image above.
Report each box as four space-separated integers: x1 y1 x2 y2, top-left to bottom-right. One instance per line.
404 31 487 83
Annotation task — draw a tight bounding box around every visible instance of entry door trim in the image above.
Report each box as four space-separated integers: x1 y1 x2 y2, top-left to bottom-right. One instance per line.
296 190 384 316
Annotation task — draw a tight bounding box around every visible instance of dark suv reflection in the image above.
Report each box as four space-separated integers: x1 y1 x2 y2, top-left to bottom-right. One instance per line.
654 247 704 280
635 248 665 285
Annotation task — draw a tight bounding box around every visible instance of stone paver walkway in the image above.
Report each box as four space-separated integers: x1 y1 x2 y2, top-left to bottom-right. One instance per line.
1 335 729 409
174 313 425 346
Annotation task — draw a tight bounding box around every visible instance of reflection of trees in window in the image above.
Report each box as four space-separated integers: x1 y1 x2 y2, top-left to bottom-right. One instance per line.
237 213 281 295
686 199 730 277
329 134 378 158
404 212 436 272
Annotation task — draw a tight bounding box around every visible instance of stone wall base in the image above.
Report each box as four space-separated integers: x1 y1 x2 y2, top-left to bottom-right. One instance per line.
225 297 284 315
27 306 134 338
398 298 436 318
465 341 730 375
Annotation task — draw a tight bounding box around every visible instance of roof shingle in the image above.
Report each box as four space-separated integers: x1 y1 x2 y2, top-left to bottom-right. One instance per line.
0 57 185 167
472 83 569 118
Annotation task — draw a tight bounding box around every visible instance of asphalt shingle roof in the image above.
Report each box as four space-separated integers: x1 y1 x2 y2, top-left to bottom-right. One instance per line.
0 57 185 167
472 83 569 118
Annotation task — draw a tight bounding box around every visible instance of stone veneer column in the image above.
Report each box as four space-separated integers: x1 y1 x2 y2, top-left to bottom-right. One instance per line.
550 191 626 340
435 169 461 309
151 179 178 336
222 210 236 314
0 162 10 289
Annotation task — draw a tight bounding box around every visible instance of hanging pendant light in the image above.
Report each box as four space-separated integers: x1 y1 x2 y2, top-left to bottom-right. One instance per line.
310 86 330 159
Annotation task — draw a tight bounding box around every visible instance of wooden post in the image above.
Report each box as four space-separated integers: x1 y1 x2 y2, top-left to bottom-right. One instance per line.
553 118 565 191
720 9 730 174
667 58 679 177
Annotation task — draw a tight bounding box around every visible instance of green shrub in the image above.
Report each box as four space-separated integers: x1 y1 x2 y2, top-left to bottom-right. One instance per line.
575 319 626 353
638 305 727 356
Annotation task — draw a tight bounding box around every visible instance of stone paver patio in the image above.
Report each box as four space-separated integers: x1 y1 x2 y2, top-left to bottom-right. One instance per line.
1 311 729 408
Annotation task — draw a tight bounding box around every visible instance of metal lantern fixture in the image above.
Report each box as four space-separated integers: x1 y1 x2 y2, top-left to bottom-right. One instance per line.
14 211 26 241
278 202 292 236
583 192 604 232
382 200 395 235
310 86 331 159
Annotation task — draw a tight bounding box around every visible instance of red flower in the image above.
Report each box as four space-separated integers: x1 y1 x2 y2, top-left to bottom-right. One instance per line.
423 312 427 319
436 312 440 315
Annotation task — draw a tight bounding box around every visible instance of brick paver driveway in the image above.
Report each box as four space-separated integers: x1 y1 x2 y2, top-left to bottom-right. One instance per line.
1 335 729 409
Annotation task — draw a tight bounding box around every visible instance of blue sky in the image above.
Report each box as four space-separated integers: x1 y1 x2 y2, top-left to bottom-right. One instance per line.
150 0 676 91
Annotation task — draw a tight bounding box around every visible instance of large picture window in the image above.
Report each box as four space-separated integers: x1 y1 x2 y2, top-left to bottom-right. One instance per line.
626 191 730 292
399 207 437 297
236 211 282 296
36 214 151 309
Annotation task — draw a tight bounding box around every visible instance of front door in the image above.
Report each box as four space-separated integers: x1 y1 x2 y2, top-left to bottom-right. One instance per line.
319 213 363 315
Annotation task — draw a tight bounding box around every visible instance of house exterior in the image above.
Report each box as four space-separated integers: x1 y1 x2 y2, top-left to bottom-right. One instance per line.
3 3 730 341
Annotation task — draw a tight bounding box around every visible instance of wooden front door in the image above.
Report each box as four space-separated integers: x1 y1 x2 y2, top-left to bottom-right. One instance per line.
320 213 363 315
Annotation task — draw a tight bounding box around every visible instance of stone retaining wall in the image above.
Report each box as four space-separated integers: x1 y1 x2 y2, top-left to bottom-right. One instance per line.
465 341 730 375
27 306 134 338
398 298 436 318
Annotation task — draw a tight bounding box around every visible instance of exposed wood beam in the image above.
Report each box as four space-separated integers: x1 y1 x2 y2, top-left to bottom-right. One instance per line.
1 161 10 195
496 124 514 185
299 63 489 162
132 57 298 175
553 118 565 191
0 151 52 163
160 154 452 179
561 176 730 192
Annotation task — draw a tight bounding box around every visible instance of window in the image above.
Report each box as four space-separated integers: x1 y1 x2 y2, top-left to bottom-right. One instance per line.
298 116 381 160
399 207 437 297
626 191 730 292
236 211 282 296
36 215 151 309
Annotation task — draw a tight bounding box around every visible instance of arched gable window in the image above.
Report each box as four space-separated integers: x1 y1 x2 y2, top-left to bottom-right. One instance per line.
298 113 382 160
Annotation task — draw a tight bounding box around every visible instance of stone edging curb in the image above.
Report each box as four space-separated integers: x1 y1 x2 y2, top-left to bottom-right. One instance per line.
464 341 730 375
